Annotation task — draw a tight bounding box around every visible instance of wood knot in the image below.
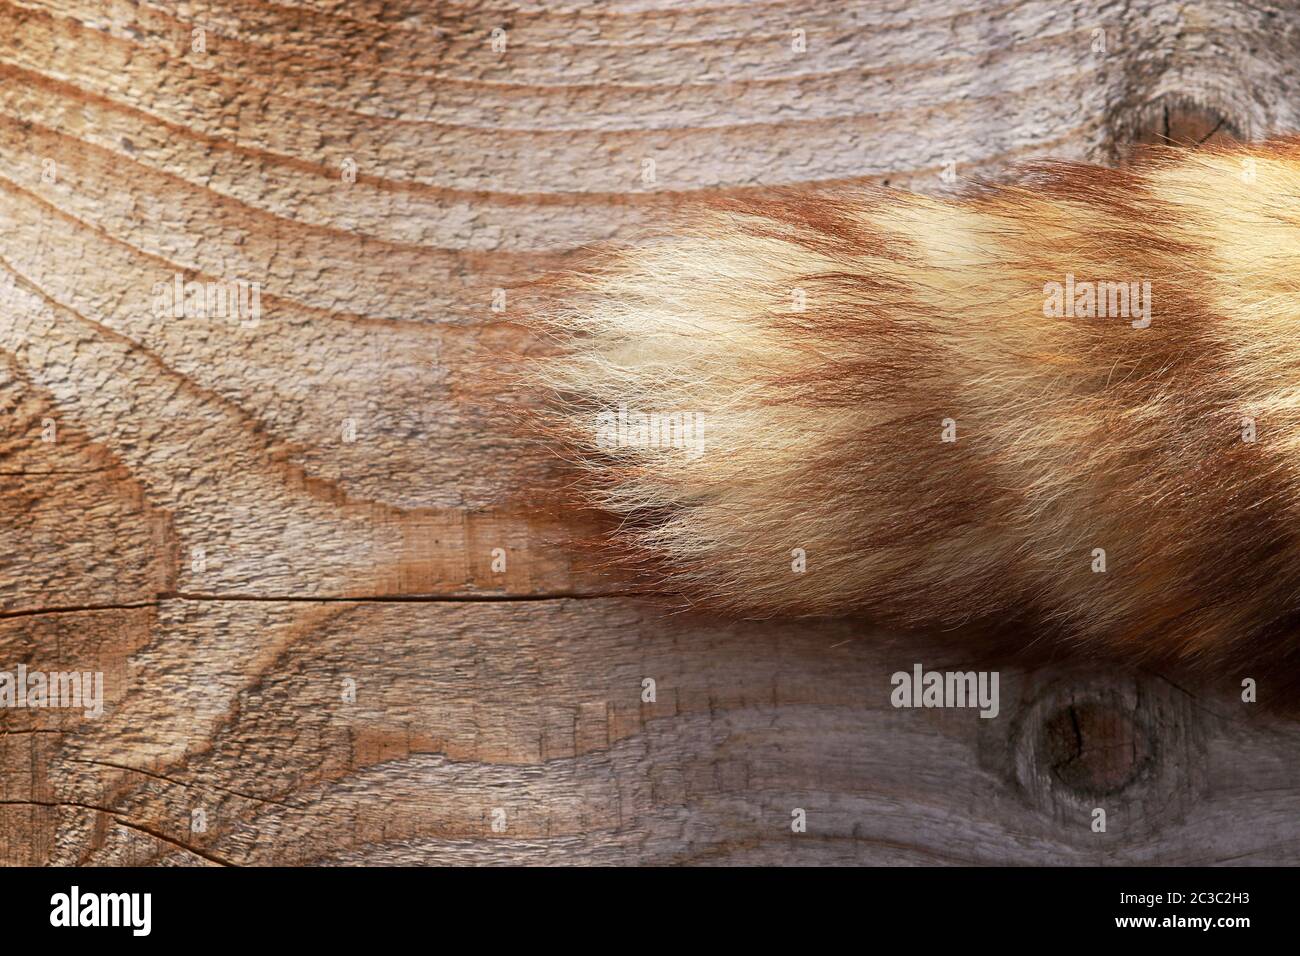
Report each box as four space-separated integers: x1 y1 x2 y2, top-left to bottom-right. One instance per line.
996 673 1207 836
1041 698 1153 795
1113 94 1246 167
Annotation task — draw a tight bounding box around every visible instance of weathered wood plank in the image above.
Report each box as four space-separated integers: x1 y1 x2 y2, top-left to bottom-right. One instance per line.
3 599 1296 865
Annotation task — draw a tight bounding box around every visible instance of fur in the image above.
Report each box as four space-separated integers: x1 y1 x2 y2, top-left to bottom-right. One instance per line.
533 141 1300 676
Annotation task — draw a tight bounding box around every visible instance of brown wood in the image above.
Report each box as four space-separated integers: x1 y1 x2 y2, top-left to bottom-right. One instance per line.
2 0 1299 865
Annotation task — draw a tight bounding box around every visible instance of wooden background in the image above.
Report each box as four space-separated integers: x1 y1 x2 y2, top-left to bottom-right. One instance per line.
2 0 1300 865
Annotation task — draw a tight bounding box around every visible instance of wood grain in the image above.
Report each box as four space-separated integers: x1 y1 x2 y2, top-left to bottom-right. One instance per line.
2 0 1299 865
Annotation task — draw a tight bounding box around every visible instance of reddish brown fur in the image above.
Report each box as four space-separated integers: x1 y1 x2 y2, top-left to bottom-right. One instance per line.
527 141 1300 699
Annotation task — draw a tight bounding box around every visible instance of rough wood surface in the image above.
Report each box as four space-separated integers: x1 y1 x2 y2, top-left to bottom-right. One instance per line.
2 0 1299 865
